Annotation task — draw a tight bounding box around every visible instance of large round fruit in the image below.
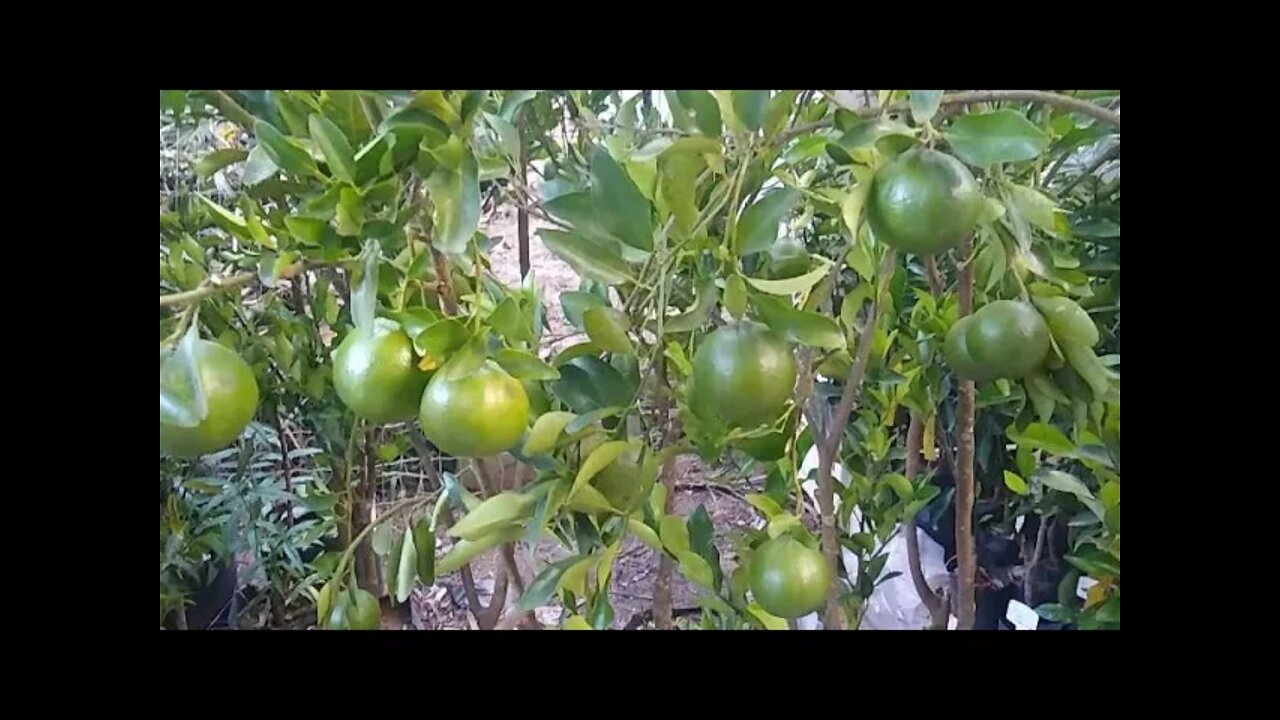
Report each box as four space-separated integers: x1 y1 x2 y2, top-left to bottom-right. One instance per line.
963 300 1051 380
419 360 530 458
328 588 380 630
160 339 259 458
866 148 982 256
332 322 430 425
943 315 995 383
749 535 831 619
692 322 797 428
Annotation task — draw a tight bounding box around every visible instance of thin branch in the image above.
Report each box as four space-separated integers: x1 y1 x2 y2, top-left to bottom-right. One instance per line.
159 260 329 308
1023 513 1049 604
903 413 947 628
203 90 257 129
811 249 897 630
775 89 1120 147
517 113 531 279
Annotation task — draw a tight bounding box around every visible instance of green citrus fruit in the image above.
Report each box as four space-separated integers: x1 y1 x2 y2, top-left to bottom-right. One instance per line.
734 413 797 462
692 321 797 428
419 360 530 458
333 322 430 425
749 535 831 619
328 587 380 630
159 339 259 458
866 147 982 256
963 300 1051 380
943 315 996 383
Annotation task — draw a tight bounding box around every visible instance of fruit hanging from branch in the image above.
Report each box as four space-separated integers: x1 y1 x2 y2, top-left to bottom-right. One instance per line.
866 147 982 256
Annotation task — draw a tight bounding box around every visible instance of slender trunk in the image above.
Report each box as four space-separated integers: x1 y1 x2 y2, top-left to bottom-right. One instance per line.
471 459 536 629
517 114 531 279
955 237 978 628
353 431 380 594
1023 514 1049 604
273 410 294 524
651 353 680 629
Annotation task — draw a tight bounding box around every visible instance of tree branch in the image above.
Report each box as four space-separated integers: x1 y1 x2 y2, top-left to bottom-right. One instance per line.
903 413 948 628
811 249 896 630
955 237 978 629
775 90 1120 147
160 260 330 308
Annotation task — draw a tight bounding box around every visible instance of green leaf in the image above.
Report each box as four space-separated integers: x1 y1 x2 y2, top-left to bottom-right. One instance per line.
590 146 654 252
335 187 364 237
688 505 723 590
1003 471 1029 495
747 602 790 630
412 318 471 370
558 555 600 598
883 473 914 501
841 181 872 238
493 348 560 381
523 411 576 455
677 551 716 589
242 146 278 186
561 291 609 331
1061 340 1113 397
846 243 875 284
784 136 831 165
350 240 379 335
195 194 250 239
538 229 634 286
659 515 691 555
426 149 480 254
1039 470 1104 519
738 188 800 256
571 441 632 501
659 151 704 239
745 493 784 520
490 297 531 344
395 527 418 603
676 90 722 136
583 307 635 354
413 517 435 585
390 307 441 340
628 518 663 551
944 110 1050 167
665 278 719 333
308 114 357 185
159 323 209 429
1007 183 1058 234
518 555 587 612
908 91 943 122
254 120 320 179
725 275 748 320
733 91 770 132
499 90 538 121
552 356 631 414
746 256 830 296
1033 296 1099 348
195 148 248 178
1035 603 1075 623
1011 422 1076 456
751 293 846 350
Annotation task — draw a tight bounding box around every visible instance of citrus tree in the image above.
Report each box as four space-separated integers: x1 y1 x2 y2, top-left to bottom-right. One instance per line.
160 89 1119 630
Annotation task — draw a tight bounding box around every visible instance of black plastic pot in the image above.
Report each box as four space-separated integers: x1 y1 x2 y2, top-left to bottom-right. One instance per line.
167 563 239 630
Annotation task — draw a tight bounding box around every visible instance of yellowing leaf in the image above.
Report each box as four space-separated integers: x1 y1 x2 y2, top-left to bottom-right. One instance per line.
570 441 632 501
523 411 577 456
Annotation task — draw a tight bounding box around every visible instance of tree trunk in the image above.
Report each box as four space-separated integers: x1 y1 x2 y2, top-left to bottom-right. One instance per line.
353 431 380 594
954 237 978 628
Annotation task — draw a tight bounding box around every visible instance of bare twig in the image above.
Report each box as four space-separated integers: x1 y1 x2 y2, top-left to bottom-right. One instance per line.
955 236 978 628
652 354 682 630
903 413 948 628
1023 514 1049 603
517 113 531 279
159 260 331 308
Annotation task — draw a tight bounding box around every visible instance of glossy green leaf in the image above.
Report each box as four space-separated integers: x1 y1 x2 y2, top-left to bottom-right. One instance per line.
746 256 829 296
1011 422 1076 456
745 493 784 520
426 149 480 254
195 194 250 239
944 110 1050 167
1003 471 1029 495
394 527 418 603
571 441 632 500
738 188 800 256
660 151 704 239
523 412 577 455
1039 470 1103 517
308 114 357 185
751 293 846 350
159 323 209 428
659 514 691 555
195 149 248 178
628 519 663 551
665 277 719 333
590 146 653 252
413 517 435 585
558 555 600 598
1007 183 1058 234
254 120 320 179
1033 296 1099 348
725 275 748 320
552 356 631 414
335 187 364 237
676 90 722 136
350 241 379 335
241 146 278 186
883 473 914 501
677 551 715 589
733 91 770 132
583 307 635 354
518 555 587 612
539 229 633 285
841 181 872 238
908 91 943 122
412 318 471 370
1061 340 1113 397
493 348 560 381
747 602 790 630
561 291 608 331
